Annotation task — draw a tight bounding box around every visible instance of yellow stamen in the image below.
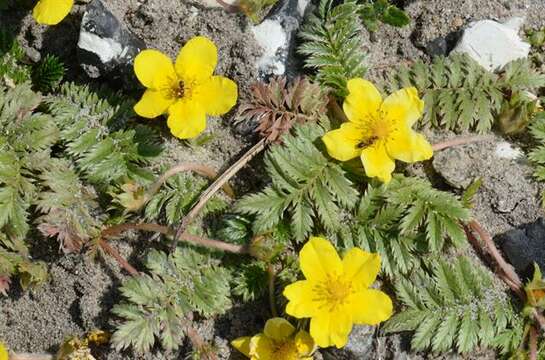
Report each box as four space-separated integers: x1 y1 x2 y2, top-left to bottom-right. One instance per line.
312 275 354 311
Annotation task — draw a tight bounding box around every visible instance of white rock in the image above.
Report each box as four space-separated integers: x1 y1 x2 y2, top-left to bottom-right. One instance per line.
78 31 125 64
251 19 288 76
451 18 530 72
495 141 524 160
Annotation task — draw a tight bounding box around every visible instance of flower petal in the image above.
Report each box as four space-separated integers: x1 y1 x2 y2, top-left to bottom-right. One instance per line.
342 247 381 289
284 280 319 318
299 236 342 282
249 334 274 358
33 0 73 25
176 36 218 82
231 336 252 357
0 341 8 360
134 50 176 90
167 101 207 139
134 90 175 118
322 122 364 161
295 331 315 356
360 142 395 183
349 289 393 325
195 76 238 116
380 87 424 127
343 78 382 123
310 312 353 349
386 128 433 163
263 318 295 341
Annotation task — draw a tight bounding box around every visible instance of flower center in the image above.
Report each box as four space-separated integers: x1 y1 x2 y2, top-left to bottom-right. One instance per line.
162 77 195 100
357 114 395 149
312 275 354 312
175 80 185 98
272 340 299 360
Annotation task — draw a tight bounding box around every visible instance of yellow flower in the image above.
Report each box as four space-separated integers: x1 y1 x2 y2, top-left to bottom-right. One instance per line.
283 237 393 349
231 317 315 360
322 79 433 183
133 36 238 139
33 0 73 25
0 341 8 360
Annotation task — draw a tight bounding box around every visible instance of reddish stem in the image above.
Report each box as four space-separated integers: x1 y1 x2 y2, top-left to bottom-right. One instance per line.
530 325 538 360
466 220 545 333
467 220 522 290
10 354 53 360
98 239 139 276
432 135 493 151
146 163 235 201
102 223 248 254
215 0 239 12
172 138 267 251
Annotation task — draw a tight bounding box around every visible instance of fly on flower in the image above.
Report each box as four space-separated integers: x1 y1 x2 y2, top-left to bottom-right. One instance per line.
133 36 238 139
231 317 315 359
283 237 393 348
322 79 433 183
33 0 73 25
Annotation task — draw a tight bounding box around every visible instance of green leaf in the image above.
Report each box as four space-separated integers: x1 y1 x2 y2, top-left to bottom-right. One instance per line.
381 5 410 27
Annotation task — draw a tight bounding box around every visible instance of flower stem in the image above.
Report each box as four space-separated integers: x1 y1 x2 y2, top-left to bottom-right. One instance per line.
267 264 278 317
172 138 268 251
432 135 493 151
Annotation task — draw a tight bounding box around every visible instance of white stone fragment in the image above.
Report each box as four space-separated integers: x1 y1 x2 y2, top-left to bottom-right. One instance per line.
297 0 310 17
251 19 288 75
78 31 125 64
451 18 530 72
495 141 523 160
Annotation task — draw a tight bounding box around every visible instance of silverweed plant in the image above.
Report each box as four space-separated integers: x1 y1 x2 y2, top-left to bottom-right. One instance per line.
3 1 545 359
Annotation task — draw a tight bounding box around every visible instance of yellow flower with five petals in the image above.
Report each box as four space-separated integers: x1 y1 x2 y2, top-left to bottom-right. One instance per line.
231 317 315 360
33 0 73 25
283 237 393 349
322 79 433 183
133 36 238 139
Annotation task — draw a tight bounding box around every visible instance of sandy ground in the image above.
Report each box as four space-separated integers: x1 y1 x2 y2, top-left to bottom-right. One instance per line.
1 0 545 358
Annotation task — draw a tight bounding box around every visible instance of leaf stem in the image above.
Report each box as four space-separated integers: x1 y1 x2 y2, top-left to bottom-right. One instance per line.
172 138 268 251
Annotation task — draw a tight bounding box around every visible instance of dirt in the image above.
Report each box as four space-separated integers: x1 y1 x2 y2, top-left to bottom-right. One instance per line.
2 0 545 358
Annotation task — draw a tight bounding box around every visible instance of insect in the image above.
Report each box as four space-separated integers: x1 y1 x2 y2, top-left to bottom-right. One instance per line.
357 135 378 148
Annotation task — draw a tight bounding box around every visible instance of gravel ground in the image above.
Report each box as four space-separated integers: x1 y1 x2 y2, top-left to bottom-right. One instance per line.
1 0 545 358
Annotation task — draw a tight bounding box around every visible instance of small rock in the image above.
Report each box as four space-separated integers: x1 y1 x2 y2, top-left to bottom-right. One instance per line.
251 19 288 76
323 325 375 359
495 142 523 160
77 0 146 86
498 218 545 277
425 30 463 57
451 18 530 71
251 0 311 78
